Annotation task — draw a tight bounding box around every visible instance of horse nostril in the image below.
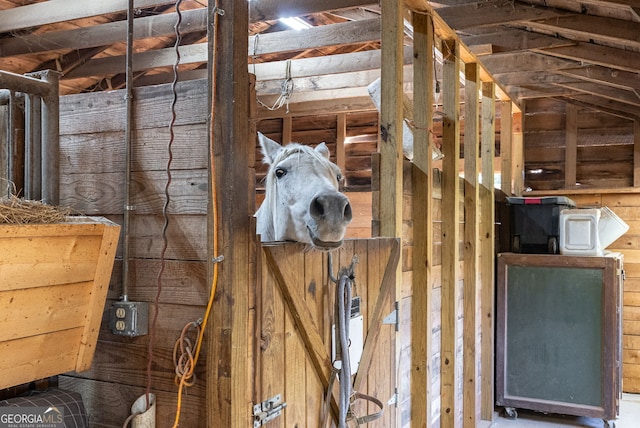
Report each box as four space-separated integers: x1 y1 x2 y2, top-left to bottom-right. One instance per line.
311 196 326 218
344 202 352 222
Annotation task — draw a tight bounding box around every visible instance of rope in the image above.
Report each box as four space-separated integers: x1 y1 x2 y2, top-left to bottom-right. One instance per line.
251 34 294 113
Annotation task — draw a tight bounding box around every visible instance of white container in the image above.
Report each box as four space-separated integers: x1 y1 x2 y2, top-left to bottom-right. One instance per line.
599 206 629 249
559 208 602 255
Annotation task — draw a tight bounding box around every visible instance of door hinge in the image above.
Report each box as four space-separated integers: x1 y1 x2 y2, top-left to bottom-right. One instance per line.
383 301 399 331
253 394 287 427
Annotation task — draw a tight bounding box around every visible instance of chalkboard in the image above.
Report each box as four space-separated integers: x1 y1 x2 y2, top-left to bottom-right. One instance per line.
505 265 604 406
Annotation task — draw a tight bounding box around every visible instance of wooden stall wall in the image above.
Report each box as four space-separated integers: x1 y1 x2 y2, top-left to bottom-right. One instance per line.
56 79 210 427
554 190 640 394
255 239 399 428
523 99 635 191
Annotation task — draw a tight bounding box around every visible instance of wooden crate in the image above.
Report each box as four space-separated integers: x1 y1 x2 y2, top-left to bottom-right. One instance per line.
0 216 120 389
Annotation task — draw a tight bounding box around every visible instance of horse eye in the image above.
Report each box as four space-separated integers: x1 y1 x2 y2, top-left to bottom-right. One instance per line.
275 168 287 178
337 174 343 182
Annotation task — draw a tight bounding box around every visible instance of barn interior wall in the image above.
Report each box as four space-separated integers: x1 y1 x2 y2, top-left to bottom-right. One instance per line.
523 98 635 191
57 78 210 427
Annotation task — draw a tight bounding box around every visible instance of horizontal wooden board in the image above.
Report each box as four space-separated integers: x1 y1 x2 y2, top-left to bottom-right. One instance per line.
61 169 208 215
129 214 207 260
73 339 206 395
0 281 92 341
59 79 208 135
59 375 205 428
0 234 101 291
0 328 84 390
60 124 209 175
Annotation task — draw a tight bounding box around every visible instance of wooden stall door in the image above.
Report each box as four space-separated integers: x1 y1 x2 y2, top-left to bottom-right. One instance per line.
255 238 400 427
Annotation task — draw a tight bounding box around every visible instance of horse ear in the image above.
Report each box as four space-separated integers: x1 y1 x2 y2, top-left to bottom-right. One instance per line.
258 132 282 165
315 142 330 159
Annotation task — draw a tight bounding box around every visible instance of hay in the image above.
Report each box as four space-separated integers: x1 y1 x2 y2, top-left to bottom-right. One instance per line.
0 195 73 224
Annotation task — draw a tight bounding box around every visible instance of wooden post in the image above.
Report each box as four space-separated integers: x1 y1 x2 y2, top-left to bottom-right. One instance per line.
411 11 434 428
282 115 293 143
513 109 524 196
633 119 640 187
207 1 252 427
463 62 480 428
500 101 513 195
440 37 460 428
565 104 577 188
480 81 496 422
337 113 346 174
379 0 404 238
380 1 403 425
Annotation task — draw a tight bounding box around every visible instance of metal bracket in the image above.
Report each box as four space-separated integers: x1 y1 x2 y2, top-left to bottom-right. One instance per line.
382 301 399 331
387 388 399 406
253 394 287 427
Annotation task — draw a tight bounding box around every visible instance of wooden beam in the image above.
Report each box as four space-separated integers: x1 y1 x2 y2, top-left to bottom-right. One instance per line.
207 1 252 427
634 119 640 187
525 15 640 50
66 23 402 80
0 8 207 58
249 18 380 56
480 81 496 422
500 101 513 195
555 66 640 92
565 104 578 187
440 37 460 428
463 61 480 428
460 28 575 53
534 43 640 74
0 0 170 33
410 11 434 428
253 47 413 82
249 0 376 22
433 0 564 30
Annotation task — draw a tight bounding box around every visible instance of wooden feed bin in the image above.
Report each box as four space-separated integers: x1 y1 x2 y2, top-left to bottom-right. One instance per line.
0 216 120 389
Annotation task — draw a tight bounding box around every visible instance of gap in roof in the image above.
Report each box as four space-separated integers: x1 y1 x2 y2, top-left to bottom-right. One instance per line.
279 17 312 30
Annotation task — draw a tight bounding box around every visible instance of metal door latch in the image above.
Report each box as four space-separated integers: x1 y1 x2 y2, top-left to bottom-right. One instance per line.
253 394 287 427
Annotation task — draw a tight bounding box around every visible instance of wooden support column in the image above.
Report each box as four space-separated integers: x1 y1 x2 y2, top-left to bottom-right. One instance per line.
207 1 252 427
634 119 640 187
480 81 496 422
411 11 434 428
513 109 524 196
463 62 480 428
565 104 577 188
379 0 404 238
500 101 513 195
282 115 292 143
440 38 460 428
337 112 346 173
380 1 403 425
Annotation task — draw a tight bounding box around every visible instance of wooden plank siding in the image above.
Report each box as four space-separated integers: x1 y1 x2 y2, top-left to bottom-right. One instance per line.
532 190 640 393
57 78 210 427
523 98 635 191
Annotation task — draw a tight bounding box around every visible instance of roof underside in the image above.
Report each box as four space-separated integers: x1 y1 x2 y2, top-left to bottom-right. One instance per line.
0 0 638 120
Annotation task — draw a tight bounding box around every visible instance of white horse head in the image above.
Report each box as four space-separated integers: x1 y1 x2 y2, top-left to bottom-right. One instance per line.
255 132 352 250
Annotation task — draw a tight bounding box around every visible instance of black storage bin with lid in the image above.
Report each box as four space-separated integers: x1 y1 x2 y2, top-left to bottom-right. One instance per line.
507 196 576 254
